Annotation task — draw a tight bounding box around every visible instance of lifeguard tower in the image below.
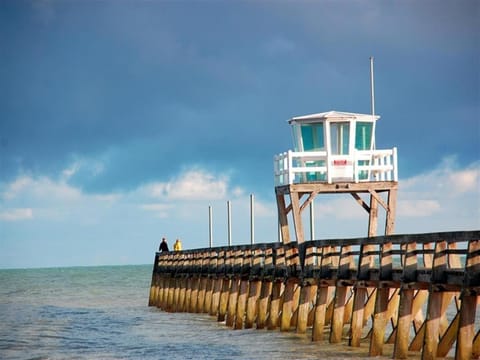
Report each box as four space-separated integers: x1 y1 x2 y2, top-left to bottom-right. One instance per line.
274 110 398 243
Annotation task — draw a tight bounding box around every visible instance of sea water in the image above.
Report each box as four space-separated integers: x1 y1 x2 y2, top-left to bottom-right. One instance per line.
0 265 395 359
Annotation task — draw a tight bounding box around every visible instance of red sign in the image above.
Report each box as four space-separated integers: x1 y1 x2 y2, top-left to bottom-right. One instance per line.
333 159 347 166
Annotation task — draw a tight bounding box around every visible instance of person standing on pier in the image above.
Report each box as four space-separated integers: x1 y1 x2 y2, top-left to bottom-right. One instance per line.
174 238 182 251
159 237 169 252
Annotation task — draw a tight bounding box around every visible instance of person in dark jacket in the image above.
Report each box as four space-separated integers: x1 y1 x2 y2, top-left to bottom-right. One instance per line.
159 237 169 252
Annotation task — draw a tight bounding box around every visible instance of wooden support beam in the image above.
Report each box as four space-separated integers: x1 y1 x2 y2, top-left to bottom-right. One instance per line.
312 285 334 342
343 287 355 325
174 278 184 312
203 278 214 314
290 282 301 328
226 278 239 327
148 272 158 307
189 277 200 313
363 287 377 326
386 288 401 344
155 276 165 309
437 310 460 357
330 285 349 343
196 277 207 313
368 193 379 237
276 192 291 243
281 279 297 331
351 192 371 213
422 290 444 360
350 286 368 347
181 277 190 312
290 191 305 244
307 283 318 327
299 190 320 213
412 290 429 334
370 287 390 356
210 278 222 316
385 188 397 235
245 280 261 329
394 288 415 359
297 283 313 334
267 281 284 330
167 277 176 312
217 278 230 322
234 279 249 329
368 189 389 212
256 280 272 329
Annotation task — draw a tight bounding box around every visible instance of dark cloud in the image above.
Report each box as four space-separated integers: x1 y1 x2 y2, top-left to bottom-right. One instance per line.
0 0 478 196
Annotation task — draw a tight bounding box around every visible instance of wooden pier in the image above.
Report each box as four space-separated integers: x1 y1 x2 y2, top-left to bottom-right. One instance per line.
149 230 480 359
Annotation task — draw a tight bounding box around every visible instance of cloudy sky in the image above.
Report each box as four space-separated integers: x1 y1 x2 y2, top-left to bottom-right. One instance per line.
1 0 479 269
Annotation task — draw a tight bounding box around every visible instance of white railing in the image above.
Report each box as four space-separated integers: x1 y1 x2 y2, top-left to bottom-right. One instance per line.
273 147 398 186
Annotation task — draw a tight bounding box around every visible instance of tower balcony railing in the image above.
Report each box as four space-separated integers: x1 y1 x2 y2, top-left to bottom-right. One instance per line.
273 147 398 186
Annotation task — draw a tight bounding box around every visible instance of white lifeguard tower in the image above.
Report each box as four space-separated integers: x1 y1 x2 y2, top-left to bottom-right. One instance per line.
273 110 398 244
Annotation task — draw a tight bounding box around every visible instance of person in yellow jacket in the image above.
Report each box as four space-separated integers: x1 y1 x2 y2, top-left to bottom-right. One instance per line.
173 238 182 251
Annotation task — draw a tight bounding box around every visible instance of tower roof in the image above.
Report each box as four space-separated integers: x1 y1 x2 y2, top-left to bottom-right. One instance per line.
288 110 380 124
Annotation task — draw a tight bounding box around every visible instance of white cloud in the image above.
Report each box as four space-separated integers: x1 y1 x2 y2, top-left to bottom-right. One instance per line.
0 169 120 224
0 208 33 221
61 157 106 182
1 175 81 203
61 162 80 180
140 203 172 218
2 177 33 200
34 177 81 201
397 200 441 217
399 159 480 216
148 169 231 201
447 167 478 194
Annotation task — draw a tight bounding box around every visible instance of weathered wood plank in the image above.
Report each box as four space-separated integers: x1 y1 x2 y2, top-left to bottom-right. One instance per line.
312 285 334 342
281 279 296 331
267 280 283 330
350 286 367 347
330 285 348 343
245 280 261 329
394 288 414 359
256 280 272 329
297 283 313 334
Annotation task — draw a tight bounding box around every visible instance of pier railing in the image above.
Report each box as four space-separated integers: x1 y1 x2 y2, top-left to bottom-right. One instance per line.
273 148 398 185
149 230 479 360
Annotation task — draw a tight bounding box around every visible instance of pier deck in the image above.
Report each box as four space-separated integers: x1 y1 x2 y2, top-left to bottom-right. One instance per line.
149 230 480 360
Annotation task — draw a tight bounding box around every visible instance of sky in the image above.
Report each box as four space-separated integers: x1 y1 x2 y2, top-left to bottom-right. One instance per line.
0 0 479 269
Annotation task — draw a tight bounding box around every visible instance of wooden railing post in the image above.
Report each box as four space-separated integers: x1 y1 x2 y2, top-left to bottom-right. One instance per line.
268 246 285 330
393 241 417 359
370 238 393 356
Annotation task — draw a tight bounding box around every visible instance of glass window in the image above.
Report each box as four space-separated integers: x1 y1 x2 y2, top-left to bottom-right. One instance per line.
300 123 324 151
330 122 350 155
355 122 373 150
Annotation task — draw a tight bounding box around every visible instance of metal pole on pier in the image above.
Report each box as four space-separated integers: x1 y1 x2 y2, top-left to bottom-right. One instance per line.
309 201 315 240
370 56 375 117
250 194 255 245
208 205 213 248
227 200 232 246
370 56 376 150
